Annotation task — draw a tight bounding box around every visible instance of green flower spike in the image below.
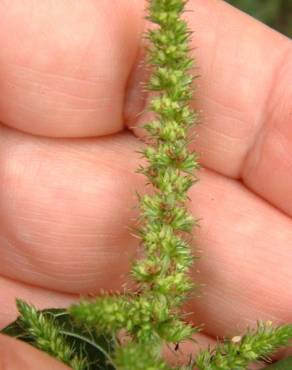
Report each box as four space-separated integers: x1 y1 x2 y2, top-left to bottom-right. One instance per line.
70 0 200 367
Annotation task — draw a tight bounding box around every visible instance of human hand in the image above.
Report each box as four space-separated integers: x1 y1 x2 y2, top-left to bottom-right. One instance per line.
0 0 291 368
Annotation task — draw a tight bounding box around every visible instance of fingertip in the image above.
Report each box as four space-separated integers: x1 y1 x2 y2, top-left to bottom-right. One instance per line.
0 0 146 138
0 334 70 370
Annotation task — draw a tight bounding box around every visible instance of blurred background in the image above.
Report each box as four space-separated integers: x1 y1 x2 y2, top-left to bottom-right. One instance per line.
227 0 292 37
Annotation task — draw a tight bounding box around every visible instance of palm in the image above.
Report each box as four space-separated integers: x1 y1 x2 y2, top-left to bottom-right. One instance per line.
0 0 291 363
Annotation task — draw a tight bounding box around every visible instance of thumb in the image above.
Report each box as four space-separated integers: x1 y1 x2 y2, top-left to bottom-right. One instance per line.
0 334 70 370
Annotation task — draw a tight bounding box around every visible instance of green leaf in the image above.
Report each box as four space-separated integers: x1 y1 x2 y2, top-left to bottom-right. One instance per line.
262 357 292 369
1 308 116 370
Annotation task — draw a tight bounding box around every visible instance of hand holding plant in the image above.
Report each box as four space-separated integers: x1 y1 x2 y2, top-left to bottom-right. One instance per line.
0 1 291 369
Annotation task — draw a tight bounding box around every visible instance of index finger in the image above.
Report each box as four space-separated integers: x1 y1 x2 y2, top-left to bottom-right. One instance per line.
0 0 144 137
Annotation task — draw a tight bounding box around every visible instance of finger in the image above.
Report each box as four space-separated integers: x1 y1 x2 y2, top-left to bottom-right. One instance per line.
0 334 70 370
1 124 292 339
241 47 292 217
0 124 142 293
0 0 144 137
125 0 292 215
187 170 292 338
0 275 77 329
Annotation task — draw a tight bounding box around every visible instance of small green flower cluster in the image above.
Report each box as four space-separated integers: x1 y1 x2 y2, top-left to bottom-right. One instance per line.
114 342 170 370
71 294 193 344
16 299 85 370
196 322 292 370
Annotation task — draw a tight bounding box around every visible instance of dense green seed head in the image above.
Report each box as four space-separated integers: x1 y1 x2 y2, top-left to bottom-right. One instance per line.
114 342 170 370
196 322 292 370
16 300 86 370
